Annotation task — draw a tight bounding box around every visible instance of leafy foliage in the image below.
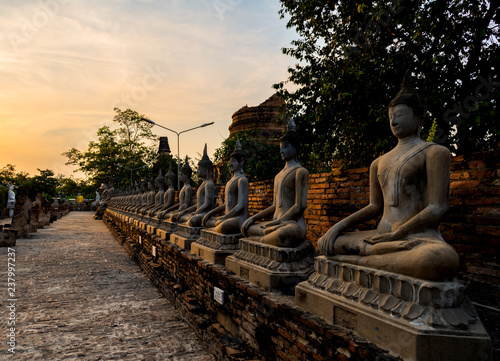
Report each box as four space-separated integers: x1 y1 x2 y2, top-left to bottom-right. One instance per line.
213 130 283 182
0 164 29 208
63 108 160 189
30 169 59 198
275 0 500 168
0 164 30 186
56 177 96 200
0 166 66 206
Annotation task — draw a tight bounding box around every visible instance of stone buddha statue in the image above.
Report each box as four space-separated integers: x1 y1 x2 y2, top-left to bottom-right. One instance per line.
175 144 215 227
144 169 166 216
122 183 140 212
164 157 193 222
128 180 147 214
241 119 309 247
138 178 155 215
318 72 459 281
7 183 15 218
155 165 177 219
226 119 313 291
202 140 249 234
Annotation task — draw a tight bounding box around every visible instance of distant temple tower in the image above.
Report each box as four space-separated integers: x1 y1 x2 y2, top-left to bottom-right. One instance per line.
229 94 287 142
214 94 287 184
158 136 171 154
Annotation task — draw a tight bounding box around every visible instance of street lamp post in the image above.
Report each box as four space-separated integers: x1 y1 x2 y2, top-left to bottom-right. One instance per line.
117 164 148 187
141 118 214 189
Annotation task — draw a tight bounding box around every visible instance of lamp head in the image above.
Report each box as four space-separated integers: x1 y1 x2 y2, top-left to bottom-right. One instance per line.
141 117 155 125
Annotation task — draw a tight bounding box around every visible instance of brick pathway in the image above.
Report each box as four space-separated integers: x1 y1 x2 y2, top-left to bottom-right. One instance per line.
0 212 216 360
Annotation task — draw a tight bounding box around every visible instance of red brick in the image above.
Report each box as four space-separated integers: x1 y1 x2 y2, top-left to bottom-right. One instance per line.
468 160 487 169
313 177 328 183
310 182 330 189
309 189 326 195
469 170 496 179
477 225 500 237
294 338 309 354
299 315 325 336
450 172 468 180
276 350 293 361
465 197 500 206
450 180 481 189
277 327 294 342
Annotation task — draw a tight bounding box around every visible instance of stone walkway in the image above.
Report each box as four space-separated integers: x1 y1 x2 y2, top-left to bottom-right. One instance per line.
0 212 216 360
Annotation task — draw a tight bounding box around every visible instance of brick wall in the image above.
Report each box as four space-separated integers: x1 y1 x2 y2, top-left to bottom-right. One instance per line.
103 213 397 361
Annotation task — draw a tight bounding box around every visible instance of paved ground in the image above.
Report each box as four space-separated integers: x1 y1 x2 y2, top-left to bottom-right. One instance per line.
0 212 216 360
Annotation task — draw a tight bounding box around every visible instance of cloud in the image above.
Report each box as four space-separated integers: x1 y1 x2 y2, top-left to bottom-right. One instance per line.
0 0 297 177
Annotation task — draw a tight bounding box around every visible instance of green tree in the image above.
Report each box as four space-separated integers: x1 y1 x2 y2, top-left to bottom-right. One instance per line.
213 130 283 182
275 0 499 168
0 164 30 186
0 164 31 208
56 177 96 200
30 169 59 198
63 108 159 188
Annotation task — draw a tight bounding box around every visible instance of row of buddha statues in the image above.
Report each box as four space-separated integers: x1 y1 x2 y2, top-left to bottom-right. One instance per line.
103 73 492 360
107 74 459 283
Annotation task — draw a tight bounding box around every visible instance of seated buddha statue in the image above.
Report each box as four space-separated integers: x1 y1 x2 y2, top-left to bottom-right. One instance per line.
137 178 156 215
241 119 309 247
175 144 215 227
202 140 249 234
155 166 177 219
165 157 193 222
318 72 459 281
128 180 148 214
143 170 166 216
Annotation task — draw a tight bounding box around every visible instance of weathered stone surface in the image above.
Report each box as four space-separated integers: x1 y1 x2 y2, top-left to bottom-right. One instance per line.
191 230 242 265
295 257 493 361
226 239 315 294
11 194 32 238
171 224 203 250
0 212 215 360
229 94 286 142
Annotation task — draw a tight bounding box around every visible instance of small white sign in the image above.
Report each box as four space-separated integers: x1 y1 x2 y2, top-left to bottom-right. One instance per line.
214 287 224 305
152 245 156 257
139 235 142 244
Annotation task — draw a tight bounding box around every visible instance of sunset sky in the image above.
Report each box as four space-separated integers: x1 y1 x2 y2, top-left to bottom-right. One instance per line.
0 0 297 179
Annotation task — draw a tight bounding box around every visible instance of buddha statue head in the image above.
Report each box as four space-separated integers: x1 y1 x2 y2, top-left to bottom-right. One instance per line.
180 156 192 184
155 169 165 190
229 140 245 173
197 144 213 179
280 118 299 162
388 70 427 137
165 164 176 187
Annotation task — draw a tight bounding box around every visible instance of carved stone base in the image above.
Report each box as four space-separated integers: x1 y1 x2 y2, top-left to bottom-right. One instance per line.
171 224 203 249
191 229 242 265
156 221 178 241
146 217 162 234
295 256 493 361
225 238 314 294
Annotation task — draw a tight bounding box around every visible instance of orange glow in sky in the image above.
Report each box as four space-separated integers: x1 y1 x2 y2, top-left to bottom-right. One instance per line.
0 0 296 179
